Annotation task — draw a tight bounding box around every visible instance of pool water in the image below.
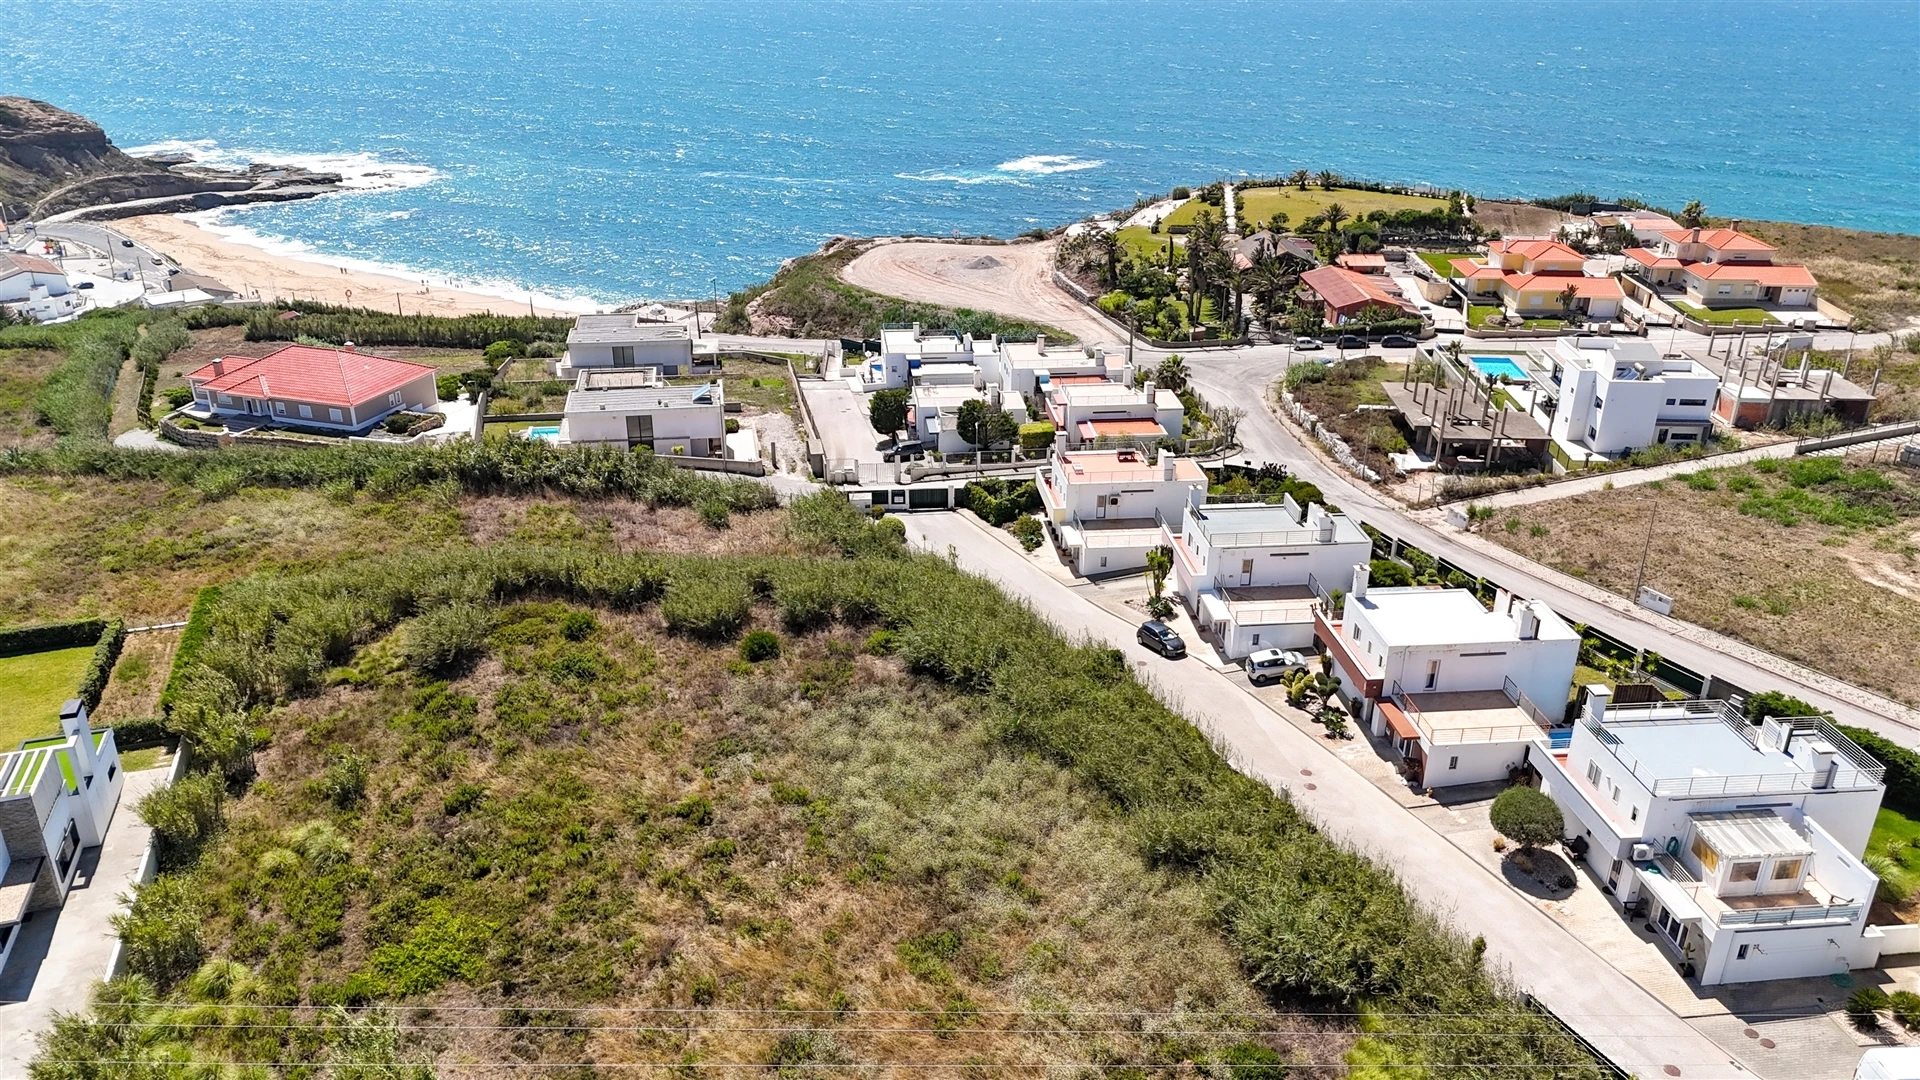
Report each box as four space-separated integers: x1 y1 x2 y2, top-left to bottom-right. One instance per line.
1470 356 1530 382
523 425 562 443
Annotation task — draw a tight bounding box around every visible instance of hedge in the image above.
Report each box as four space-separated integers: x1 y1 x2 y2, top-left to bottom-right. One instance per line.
1017 421 1056 450
159 586 222 718
76 619 127 711
0 618 109 658
1842 725 1920 816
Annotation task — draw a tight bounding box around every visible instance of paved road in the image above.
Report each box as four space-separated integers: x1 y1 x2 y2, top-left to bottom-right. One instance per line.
29 221 174 292
1180 348 1920 744
902 512 1753 1080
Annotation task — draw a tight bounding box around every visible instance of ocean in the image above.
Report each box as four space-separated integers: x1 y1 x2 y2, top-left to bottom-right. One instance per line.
4 0 1916 305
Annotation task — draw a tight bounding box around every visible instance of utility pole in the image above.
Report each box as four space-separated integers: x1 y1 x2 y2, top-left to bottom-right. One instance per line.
1631 495 1657 600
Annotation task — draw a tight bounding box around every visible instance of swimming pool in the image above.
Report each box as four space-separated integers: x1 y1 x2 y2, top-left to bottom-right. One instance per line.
1469 356 1530 382
522 424 562 443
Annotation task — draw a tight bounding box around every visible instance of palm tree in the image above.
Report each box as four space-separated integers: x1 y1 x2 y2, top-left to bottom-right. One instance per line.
1557 283 1580 320
1154 354 1190 392
1322 203 1349 236
1185 210 1226 323
1289 168 1311 190
1679 200 1706 228
1090 228 1122 288
1317 169 1339 190
1246 244 1307 326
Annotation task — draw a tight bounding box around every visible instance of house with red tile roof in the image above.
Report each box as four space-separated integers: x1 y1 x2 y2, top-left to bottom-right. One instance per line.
1298 265 1419 326
1445 239 1624 322
183 343 438 431
1625 227 1817 310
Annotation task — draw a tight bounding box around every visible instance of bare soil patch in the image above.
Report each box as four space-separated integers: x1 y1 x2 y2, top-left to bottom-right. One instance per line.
1473 200 1578 238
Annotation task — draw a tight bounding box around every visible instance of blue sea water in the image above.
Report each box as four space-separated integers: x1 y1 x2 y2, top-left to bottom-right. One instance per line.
3 0 1916 305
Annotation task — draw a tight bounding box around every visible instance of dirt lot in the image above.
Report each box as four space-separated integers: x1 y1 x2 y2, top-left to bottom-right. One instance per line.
838 238 1115 345
1472 200 1579 238
1488 451 1920 704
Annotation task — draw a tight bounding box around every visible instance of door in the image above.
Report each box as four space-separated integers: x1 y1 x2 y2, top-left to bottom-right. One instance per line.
1095 495 1108 520
1424 659 1440 691
1239 558 1253 587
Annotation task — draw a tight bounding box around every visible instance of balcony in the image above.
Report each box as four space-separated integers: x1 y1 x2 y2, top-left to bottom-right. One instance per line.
1389 681 1557 747
1314 608 1382 699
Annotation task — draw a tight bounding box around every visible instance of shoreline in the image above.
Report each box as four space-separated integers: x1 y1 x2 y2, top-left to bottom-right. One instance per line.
111 214 604 318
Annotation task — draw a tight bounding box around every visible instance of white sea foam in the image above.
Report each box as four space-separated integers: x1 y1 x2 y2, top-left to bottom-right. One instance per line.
122 138 442 192
893 170 1029 187
178 209 604 313
993 154 1105 175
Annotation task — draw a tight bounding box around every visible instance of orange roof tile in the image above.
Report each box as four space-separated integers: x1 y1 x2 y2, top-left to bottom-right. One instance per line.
1625 248 1684 270
1685 261 1816 287
1487 239 1584 262
1659 227 1775 253
185 344 435 409
1301 265 1417 313
1502 273 1624 299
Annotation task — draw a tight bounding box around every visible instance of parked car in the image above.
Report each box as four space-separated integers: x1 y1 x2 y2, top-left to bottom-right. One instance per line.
882 439 926 462
1245 648 1309 685
1380 334 1419 349
74 281 94 289
1136 620 1187 659
1292 336 1323 351
120 239 134 247
1334 335 1367 350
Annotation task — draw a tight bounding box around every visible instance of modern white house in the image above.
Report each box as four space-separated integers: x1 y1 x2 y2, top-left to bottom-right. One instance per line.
0 700 125 976
182 344 439 432
557 315 696 377
559 370 727 457
861 324 996 391
907 383 1028 454
1544 336 1720 458
1165 498 1373 659
1625 227 1818 312
1541 689 1887 985
0 252 81 323
1035 446 1207 576
1045 379 1184 449
976 335 1129 397
1315 568 1578 787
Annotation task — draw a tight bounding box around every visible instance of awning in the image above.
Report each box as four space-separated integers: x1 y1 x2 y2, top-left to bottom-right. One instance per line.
1636 863 1707 923
1690 809 1813 860
1198 592 1230 624
1379 699 1420 741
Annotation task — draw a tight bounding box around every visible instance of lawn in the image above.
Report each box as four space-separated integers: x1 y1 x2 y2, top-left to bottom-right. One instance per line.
1468 304 1564 330
0 645 95 748
1867 806 1920 911
1167 185 1449 231
1670 301 1778 326
1489 452 1920 705
1117 224 1182 265
1419 252 1475 278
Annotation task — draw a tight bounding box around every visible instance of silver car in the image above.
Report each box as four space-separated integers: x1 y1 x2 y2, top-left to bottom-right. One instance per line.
1246 648 1308 685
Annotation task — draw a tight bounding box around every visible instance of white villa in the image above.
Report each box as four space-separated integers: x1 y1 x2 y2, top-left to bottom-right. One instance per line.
1315 569 1578 787
1542 690 1887 985
0 253 80 323
908 383 1028 455
862 325 993 391
1045 379 1184 449
1626 227 1818 312
1036 446 1206 575
0 700 125 976
559 369 727 457
976 335 1129 397
1165 498 1373 659
557 315 695 377
1545 336 1719 458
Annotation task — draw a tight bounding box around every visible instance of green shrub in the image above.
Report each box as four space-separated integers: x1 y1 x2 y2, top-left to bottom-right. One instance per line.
135 771 224 861
1848 986 1890 1028
1008 515 1044 551
660 570 753 640
699 500 731 529
112 873 207 987
442 783 486 816
483 339 527 361
869 388 910 435
1842 725 1920 815
36 322 135 438
401 603 493 675
865 629 899 655
313 752 370 809
740 630 782 662
1890 989 1920 1030
1744 690 1826 722
1018 420 1056 450
0 617 108 656
560 611 597 641
370 905 494 996
1489 787 1563 850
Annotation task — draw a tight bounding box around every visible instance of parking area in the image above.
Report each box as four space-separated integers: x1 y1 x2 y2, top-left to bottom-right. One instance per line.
796 377 886 468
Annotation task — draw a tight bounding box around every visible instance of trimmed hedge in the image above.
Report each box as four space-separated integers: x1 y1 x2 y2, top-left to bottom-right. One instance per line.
76 619 127 711
0 617 108 658
1843 725 1920 816
159 586 222 717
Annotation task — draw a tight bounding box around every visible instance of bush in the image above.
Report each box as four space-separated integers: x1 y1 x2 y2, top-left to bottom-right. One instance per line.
1008 515 1044 551
0 617 108 656
1842 725 1920 815
960 478 1041 527
159 586 221 716
724 417 740 434
400 603 493 675
112 873 207 986
740 630 782 662
313 752 370 809
135 771 224 860
1890 989 1920 1030
1017 420 1055 450
1489 787 1563 850
1848 986 1890 1029
699 500 731 530
483 339 527 361
1745 690 1826 722
661 570 753 640
865 629 899 655
869 388 909 435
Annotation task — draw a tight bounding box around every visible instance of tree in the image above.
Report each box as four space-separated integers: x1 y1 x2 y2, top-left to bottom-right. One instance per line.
1556 283 1580 320
1144 545 1174 618
869 388 909 436
1367 558 1413 587
956 399 1018 450
1090 227 1122 288
1289 168 1311 190
1678 200 1707 228
1154 354 1189 392
1744 690 1827 723
1322 203 1348 237
1489 787 1563 851
1265 211 1289 232
1316 169 1339 190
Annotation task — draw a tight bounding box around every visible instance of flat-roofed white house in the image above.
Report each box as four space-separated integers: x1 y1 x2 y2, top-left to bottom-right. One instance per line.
0 700 124 976
1045 379 1184 449
908 383 1029 454
1165 498 1373 659
975 335 1129 397
862 324 995 391
183 344 439 432
559 370 727 457
1315 568 1577 787
557 315 695 377
1625 227 1818 311
1036 446 1207 575
1545 336 1720 458
1541 689 1887 985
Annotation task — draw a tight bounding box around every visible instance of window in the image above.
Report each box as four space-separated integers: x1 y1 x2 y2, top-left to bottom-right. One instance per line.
1717 285 1732 296
612 345 635 365
1610 783 1620 804
106 763 117 781
1098 557 1107 568
1251 633 1260 647
388 391 402 405
1689 833 1720 873
1587 426 1598 441
55 820 80 882
1448 756 1459 770
1736 944 1749 960
299 404 313 419
1592 397 1603 411
272 401 286 415
1729 861 1760 883
1665 398 1677 406
1586 762 1601 786
217 393 232 404
1678 398 1708 407
1630 806 1639 822
1772 858 1803 881
329 408 344 422
1424 659 1439 691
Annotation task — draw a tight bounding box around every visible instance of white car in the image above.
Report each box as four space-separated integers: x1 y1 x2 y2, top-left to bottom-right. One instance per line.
1246 648 1309 685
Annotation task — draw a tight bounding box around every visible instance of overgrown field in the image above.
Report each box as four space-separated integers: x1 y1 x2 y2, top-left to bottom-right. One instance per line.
715 241 1073 342
1743 219 1920 325
1488 452 1920 703
40 496 1603 1076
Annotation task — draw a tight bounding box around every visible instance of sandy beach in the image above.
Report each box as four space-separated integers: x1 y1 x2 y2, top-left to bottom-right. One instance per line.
112 214 598 317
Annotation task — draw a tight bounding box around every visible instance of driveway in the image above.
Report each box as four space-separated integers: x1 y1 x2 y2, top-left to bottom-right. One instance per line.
0 766 169 1077
902 510 1754 1079
796 377 887 471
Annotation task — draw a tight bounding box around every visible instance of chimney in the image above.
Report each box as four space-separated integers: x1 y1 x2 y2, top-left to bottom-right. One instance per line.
1035 334 1047 355
1142 378 1156 401
1158 447 1175 479
1800 739 1839 790
1514 600 1541 641
1582 685 1612 727
60 698 96 777
1350 562 1370 600
343 341 355 352
1688 227 1701 244
1317 514 1335 542
210 358 225 376
912 321 925 339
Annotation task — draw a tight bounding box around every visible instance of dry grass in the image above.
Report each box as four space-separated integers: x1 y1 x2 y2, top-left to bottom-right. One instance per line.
0 347 62 448
92 628 181 725
1490 453 1920 704
459 496 798 556
1475 200 1578 237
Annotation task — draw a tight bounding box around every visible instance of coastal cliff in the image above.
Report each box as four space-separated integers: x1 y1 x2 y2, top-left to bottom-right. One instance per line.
0 97 340 221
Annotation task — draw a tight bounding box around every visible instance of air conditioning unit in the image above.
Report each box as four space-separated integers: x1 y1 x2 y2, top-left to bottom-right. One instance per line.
1630 843 1654 862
